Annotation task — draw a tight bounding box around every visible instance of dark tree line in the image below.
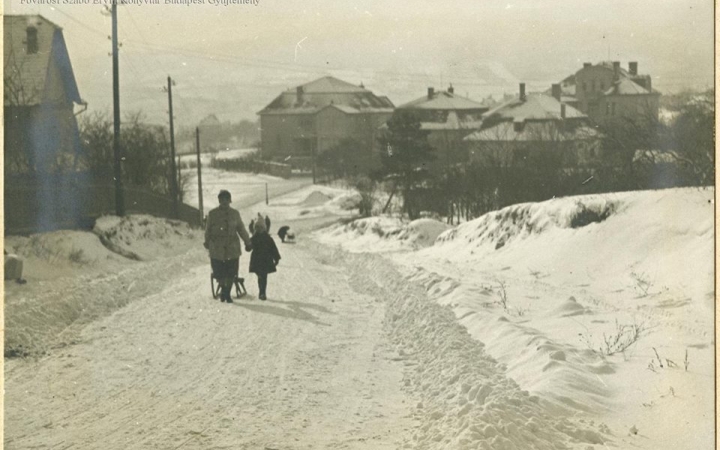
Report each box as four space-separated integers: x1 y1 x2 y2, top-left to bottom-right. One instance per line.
78 111 184 199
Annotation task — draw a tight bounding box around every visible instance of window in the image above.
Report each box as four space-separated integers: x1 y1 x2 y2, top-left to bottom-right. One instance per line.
582 82 587 93
26 27 38 54
591 81 596 92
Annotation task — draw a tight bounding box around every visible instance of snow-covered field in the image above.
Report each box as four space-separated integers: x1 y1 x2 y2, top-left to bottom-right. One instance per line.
4 168 714 449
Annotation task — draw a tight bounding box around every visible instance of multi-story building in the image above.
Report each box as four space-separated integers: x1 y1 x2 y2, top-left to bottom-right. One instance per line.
465 83 601 167
391 86 490 169
258 76 394 168
559 61 660 126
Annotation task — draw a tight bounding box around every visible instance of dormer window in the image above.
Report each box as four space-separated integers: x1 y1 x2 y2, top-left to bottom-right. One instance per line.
26 27 38 54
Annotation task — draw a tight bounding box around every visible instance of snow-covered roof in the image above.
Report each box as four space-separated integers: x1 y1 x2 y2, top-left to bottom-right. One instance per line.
465 121 599 142
481 93 587 123
258 76 394 115
300 76 369 93
398 90 491 111
603 77 652 96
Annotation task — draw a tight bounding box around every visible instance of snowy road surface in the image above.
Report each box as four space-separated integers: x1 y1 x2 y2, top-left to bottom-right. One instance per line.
6 180 710 449
5 238 416 449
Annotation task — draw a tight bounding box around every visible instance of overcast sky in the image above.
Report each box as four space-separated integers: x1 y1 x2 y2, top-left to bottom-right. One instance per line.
6 0 715 126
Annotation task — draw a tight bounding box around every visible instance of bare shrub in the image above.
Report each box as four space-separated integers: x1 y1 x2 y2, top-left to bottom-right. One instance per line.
580 319 646 357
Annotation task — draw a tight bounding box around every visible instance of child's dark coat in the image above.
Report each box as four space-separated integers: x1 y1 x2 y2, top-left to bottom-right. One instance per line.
249 232 281 274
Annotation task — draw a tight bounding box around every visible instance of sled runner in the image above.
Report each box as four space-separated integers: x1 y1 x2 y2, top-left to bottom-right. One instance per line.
211 273 247 299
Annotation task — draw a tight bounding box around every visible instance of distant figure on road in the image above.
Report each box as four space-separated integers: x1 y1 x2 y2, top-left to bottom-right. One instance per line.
249 214 271 235
204 190 252 303
277 225 294 243
248 214 281 301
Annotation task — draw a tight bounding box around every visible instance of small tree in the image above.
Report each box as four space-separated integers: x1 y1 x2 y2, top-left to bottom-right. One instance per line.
668 89 714 185
350 175 377 217
377 111 436 219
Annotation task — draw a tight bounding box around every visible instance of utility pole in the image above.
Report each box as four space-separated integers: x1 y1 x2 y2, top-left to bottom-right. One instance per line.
166 76 178 218
111 0 125 216
195 127 204 224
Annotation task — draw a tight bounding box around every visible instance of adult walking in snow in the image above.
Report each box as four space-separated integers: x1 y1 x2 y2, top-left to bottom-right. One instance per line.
204 190 252 303
248 214 281 300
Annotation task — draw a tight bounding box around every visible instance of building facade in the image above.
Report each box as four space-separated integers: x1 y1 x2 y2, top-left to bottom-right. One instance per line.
391 86 490 169
4 15 85 174
564 61 660 126
258 76 394 168
465 83 601 168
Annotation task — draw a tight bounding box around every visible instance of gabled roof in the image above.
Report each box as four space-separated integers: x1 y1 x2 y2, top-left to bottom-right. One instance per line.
603 77 652 96
587 61 631 77
398 90 491 111
465 121 599 142
300 76 369 93
482 93 586 123
4 15 82 106
258 76 394 115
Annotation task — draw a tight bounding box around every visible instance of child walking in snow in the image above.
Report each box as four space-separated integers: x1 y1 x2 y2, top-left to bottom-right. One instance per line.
248 214 281 300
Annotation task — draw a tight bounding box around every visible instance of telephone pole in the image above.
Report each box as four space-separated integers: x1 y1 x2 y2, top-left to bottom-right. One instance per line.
195 127 204 223
166 76 179 218
111 0 125 215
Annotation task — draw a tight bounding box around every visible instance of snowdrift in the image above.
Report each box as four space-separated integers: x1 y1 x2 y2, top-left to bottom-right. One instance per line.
318 216 451 252
314 187 714 449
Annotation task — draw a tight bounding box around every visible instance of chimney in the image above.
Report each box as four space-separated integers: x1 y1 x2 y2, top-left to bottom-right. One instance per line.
646 77 652 92
629 62 638 76
427 87 435 99
613 61 620 80
583 62 592 69
519 83 526 101
560 104 566 120
447 84 454 95
296 86 305 105
551 83 561 101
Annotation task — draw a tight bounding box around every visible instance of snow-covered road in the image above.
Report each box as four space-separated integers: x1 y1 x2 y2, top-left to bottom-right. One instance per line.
4 237 416 449
5 175 712 450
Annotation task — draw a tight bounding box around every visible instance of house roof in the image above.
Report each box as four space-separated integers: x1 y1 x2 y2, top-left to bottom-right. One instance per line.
418 111 484 131
258 76 393 115
465 121 599 142
398 90 491 111
603 77 652 96
482 92 587 123
300 76 369 93
4 15 82 107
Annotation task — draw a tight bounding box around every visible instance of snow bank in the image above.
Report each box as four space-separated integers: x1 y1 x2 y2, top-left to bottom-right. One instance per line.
316 187 714 449
93 214 200 261
344 253 609 450
317 217 451 253
4 215 203 357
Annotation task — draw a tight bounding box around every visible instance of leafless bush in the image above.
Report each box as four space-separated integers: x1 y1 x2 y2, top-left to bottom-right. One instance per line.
496 280 509 311
630 271 654 297
580 319 646 357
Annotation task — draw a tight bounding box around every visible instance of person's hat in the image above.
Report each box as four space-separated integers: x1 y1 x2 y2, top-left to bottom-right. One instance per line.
254 215 267 233
218 190 232 200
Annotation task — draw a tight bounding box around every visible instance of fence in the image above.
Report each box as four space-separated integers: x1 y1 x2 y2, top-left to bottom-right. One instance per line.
210 158 292 178
5 174 201 235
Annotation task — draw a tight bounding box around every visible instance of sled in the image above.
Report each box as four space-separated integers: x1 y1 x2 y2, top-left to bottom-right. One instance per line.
211 273 247 300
